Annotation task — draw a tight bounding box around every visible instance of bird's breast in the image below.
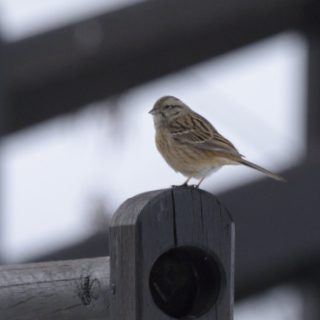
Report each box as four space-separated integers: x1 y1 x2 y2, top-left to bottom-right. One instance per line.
155 129 238 178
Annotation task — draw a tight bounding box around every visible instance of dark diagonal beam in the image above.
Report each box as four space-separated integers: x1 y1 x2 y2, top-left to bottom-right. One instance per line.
4 0 314 134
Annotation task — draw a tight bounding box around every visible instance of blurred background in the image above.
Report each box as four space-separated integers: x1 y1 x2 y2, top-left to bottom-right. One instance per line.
0 0 319 319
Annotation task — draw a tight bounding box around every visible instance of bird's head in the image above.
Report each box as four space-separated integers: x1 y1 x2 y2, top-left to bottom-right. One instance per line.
149 96 189 128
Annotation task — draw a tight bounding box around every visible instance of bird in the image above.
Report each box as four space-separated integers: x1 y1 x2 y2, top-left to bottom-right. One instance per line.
149 95 285 188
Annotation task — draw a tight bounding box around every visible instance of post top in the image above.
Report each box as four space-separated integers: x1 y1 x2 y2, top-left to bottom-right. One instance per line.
109 187 235 319
111 187 233 227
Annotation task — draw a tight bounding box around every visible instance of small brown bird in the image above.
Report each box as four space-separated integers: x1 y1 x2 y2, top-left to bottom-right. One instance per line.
149 96 285 188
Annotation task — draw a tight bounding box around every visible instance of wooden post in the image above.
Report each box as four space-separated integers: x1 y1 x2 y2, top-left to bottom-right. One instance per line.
0 188 234 319
109 187 235 320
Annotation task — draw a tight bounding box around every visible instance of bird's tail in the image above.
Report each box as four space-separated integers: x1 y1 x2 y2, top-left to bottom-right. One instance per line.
238 158 286 182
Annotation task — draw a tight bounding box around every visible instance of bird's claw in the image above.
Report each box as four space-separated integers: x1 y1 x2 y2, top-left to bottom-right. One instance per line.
171 184 188 188
171 184 199 189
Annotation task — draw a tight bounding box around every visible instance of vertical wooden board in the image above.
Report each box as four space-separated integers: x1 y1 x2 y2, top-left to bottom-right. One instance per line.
110 189 177 320
197 191 234 270
172 187 233 247
172 187 204 244
139 189 175 258
171 187 234 320
138 189 176 319
110 190 168 320
109 224 137 319
199 194 235 320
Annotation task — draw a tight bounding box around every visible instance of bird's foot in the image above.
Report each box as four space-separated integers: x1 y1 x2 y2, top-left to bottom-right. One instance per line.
171 184 188 188
171 184 198 188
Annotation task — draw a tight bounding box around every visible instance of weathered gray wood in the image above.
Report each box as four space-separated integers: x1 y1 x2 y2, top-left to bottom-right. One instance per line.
0 257 110 320
109 187 235 320
172 187 235 319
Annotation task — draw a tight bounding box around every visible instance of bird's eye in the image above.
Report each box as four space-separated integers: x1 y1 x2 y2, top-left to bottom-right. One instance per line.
165 105 173 109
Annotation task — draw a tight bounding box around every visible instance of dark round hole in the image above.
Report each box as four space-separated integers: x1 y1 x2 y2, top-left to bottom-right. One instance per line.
149 246 222 319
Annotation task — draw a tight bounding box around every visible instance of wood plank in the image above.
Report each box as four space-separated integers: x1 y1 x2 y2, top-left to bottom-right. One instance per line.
109 189 174 320
0 257 110 320
172 187 235 320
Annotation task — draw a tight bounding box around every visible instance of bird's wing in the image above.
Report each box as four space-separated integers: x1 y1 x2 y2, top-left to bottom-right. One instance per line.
170 112 242 157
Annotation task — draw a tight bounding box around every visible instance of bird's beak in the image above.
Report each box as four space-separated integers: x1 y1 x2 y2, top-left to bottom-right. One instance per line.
149 108 158 115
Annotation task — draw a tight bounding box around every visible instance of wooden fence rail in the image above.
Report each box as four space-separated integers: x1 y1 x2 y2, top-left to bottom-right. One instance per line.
0 187 235 319
0 257 110 320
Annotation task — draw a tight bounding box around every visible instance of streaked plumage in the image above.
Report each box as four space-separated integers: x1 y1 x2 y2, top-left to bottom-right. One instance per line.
149 96 285 187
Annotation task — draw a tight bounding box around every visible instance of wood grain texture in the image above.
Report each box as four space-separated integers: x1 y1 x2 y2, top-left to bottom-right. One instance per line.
109 187 234 320
172 187 235 320
0 257 110 320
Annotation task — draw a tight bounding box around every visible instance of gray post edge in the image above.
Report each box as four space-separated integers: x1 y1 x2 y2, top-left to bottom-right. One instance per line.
0 257 110 320
109 187 235 320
